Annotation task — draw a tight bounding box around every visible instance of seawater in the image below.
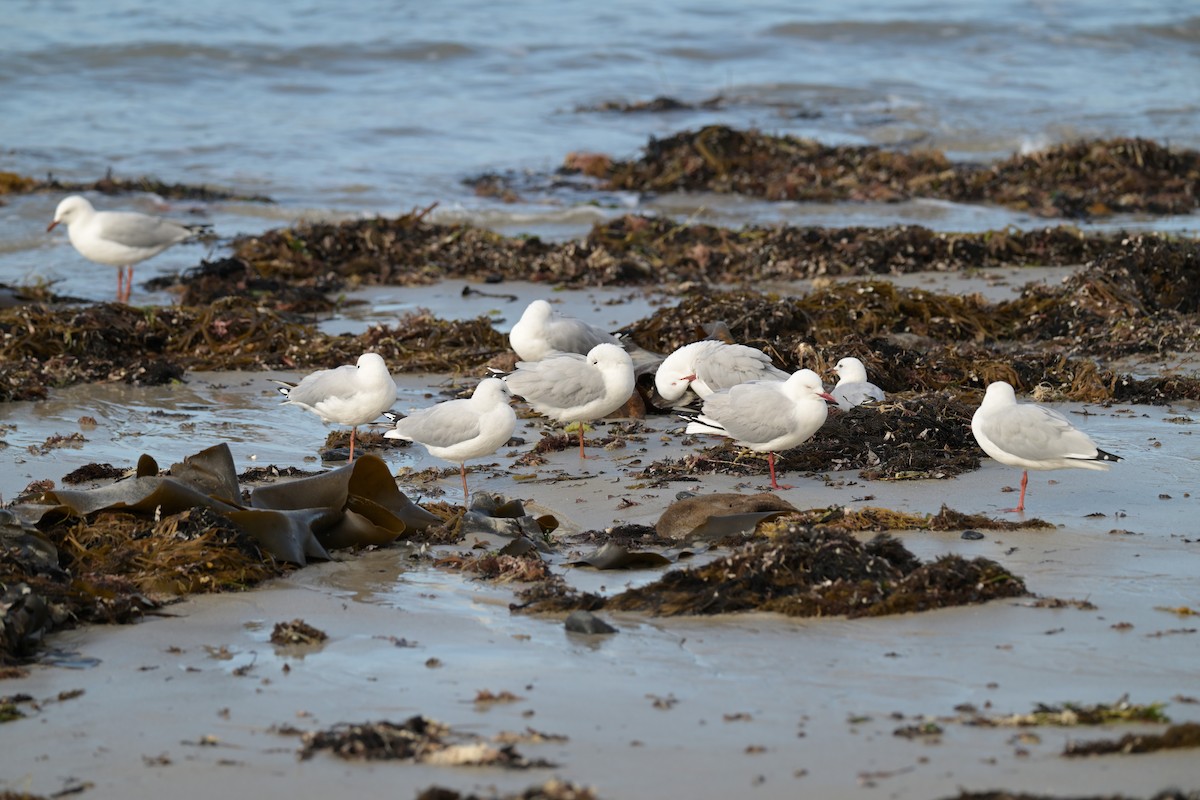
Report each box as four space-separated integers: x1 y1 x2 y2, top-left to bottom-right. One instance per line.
1 1 1198 297
4 0 1198 210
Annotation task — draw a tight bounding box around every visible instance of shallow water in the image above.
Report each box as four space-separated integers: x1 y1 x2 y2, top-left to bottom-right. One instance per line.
4 1 1200 302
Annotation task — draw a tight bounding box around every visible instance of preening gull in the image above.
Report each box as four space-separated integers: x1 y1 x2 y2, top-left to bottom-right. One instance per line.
654 339 789 406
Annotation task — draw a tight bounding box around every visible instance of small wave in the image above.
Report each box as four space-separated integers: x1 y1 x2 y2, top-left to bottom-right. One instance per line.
764 19 983 44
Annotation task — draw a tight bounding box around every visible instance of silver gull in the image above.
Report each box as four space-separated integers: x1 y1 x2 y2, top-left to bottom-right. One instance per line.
654 339 789 406
971 380 1121 513
384 377 516 503
509 299 622 361
504 342 635 458
684 368 835 490
47 195 210 304
830 356 886 410
275 352 397 462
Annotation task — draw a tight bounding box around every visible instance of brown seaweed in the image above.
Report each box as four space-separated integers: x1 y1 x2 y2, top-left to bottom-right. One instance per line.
0 445 443 663
1063 721 1200 756
298 714 553 768
515 525 1028 618
0 168 271 203
600 127 1200 218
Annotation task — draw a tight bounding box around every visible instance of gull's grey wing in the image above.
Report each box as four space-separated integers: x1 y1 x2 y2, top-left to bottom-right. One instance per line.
282 365 355 408
96 211 198 250
393 401 481 448
700 382 790 444
697 344 788 391
833 381 885 409
978 402 1098 461
506 355 607 415
545 317 620 355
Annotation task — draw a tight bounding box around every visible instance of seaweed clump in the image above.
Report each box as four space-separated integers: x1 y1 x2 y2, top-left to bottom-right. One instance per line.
298 715 553 768
415 780 599 800
600 126 1200 218
1 505 284 664
640 394 983 484
0 300 508 401
515 526 1027 618
1063 721 1200 757
0 169 270 203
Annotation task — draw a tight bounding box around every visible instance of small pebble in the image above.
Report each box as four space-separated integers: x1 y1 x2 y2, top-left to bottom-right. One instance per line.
961 530 985 541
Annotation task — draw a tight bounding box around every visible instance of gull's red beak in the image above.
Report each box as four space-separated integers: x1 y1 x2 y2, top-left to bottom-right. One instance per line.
819 391 837 404
46 220 59 232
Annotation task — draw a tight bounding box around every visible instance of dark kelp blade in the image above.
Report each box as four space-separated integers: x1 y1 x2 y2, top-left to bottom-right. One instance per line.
225 507 337 565
655 491 799 540
35 476 239 525
569 542 672 570
168 442 241 504
252 455 440 531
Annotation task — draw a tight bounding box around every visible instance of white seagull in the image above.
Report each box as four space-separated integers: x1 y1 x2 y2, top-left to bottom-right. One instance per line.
275 353 397 462
509 299 622 362
47 195 211 304
384 378 516 504
684 369 835 490
654 339 789 406
504 342 635 458
830 356 886 410
971 381 1121 513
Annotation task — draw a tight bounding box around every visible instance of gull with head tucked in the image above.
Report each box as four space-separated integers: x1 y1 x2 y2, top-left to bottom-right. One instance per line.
509 299 623 362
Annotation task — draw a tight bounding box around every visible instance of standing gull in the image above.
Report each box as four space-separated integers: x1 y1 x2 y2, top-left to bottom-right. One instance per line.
275 353 397 462
509 299 622 361
830 356 886 410
47 195 211 304
504 343 635 458
684 369 835 491
971 381 1121 513
384 378 516 503
654 339 789 406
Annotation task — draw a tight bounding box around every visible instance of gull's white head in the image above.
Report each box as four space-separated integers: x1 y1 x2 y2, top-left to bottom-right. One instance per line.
356 352 389 372
521 299 554 324
788 368 837 403
833 357 869 385
653 342 702 401
981 380 1018 407
587 342 632 369
474 377 512 400
48 195 95 232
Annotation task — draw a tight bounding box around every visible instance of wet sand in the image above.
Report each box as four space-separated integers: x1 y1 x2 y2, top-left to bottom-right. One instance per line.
3 352 1200 798
2 268 1199 798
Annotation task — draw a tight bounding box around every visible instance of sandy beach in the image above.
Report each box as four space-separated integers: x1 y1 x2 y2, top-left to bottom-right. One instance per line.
3 349 1198 798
